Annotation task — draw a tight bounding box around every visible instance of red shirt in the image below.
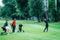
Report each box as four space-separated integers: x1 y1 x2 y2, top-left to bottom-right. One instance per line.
12 20 16 26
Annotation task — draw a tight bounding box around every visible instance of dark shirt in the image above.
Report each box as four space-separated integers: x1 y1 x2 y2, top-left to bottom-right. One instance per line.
4 22 8 28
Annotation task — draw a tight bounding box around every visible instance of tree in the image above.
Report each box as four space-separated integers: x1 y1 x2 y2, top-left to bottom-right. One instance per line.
49 0 55 21
54 0 58 22
30 0 43 22
16 0 30 20
49 0 60 22
57 0 60 21
0 6 2 17
1 0 16 19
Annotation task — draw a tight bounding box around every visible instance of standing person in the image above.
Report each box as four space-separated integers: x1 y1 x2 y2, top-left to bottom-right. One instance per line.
11 19 16 32
44 18 49 32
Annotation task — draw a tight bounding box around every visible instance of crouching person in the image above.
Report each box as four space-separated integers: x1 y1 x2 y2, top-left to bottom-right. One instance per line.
18 24 24 32
1 26 10 35
1 20 8 35
6 26 10 34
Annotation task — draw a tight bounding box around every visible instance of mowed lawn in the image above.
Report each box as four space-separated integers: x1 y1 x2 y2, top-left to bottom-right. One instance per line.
0 20 60 40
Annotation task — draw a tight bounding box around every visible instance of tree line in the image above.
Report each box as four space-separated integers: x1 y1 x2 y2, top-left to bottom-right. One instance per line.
0 0 60 22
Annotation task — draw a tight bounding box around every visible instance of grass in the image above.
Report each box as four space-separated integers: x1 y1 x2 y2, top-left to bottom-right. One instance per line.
0 20 60 40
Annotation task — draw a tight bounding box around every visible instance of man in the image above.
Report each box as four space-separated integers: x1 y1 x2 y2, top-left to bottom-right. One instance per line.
44 19 49 32
1 20 8 35
11 19 16 32
2 20 8 33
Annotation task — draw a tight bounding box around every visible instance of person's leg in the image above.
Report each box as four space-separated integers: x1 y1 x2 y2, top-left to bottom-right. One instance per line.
44 23 48 32
5 28 6 33
13 27 14 32
12 27 14 32
2 27 6 33
13 27 15 32
46 25 48 32
44 27 46 32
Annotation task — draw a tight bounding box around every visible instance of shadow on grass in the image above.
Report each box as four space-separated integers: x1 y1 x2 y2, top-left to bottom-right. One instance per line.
0 32 8 36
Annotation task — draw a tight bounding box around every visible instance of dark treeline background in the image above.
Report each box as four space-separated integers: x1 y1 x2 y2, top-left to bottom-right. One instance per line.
0 0 60 22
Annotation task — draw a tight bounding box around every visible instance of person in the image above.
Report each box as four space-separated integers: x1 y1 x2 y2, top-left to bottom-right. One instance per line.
18 24 23 32
1 20 8 33
43 18 49 32
11 18 16 32
6 26 10 34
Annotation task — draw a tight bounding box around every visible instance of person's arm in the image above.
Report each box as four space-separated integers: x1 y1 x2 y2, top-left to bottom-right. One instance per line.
6 22 8 26
11 21 13 26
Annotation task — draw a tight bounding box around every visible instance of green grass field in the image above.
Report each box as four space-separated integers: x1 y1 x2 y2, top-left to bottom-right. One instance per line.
0 20 60 40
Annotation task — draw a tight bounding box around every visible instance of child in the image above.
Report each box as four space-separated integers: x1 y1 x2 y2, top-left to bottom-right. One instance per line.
11 19 16 32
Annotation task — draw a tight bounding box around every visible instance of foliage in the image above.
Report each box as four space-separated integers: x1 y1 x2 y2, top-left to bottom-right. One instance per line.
29 0 43 22
16 0 30 20
0 0 60 22
1 0 16 19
